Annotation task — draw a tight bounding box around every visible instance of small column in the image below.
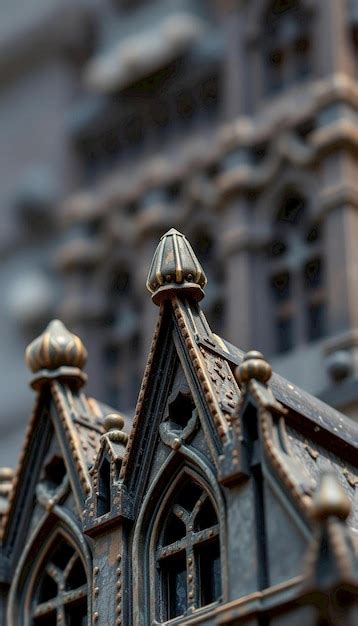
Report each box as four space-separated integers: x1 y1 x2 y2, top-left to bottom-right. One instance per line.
323 201 358 334
219 1 249 119
318 145 358 335
221 195 258 351
317 141 358 402
315 0 353 78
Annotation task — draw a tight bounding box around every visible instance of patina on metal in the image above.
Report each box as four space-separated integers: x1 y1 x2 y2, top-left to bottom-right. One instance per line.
0 230 357 626
146 228 207 304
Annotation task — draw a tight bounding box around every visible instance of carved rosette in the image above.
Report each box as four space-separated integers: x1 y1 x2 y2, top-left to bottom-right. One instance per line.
25 319 88 389
146 228 207 304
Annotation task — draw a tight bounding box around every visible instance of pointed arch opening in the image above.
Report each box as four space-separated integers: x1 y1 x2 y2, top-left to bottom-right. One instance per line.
29 530 88 626
7 505 92 626
151 470 222 622
97 456 111 516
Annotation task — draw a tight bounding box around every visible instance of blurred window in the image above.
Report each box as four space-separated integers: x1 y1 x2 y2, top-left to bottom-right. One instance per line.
268 189 325 353
263 0 312 94
75 69 220 184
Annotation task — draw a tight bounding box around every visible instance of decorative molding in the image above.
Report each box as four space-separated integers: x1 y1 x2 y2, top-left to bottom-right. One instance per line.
51 381 92 498
316 183 358 217
119 305 165 481
217 132 315 199
0 394 42 542
172 297 230 442
228 351 315 516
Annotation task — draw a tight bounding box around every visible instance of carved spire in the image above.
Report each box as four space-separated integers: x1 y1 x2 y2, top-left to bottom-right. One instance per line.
25 319 88 389
146 228 207 305
235 350 272 387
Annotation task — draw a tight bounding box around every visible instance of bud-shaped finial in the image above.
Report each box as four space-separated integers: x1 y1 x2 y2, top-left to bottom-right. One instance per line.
311 471 351 522
235 351 272 387
25 319 88 389
103 413 128 445
146 228 207 305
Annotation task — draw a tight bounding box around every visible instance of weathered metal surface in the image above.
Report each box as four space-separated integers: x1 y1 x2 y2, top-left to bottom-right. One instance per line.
0 229 357 626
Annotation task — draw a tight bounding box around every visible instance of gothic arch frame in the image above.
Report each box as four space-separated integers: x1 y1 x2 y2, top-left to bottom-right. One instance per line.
7 505 92 626
132 448 227 625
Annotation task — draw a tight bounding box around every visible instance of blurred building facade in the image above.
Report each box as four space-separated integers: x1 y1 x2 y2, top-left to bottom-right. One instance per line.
0 0 358 466
0 0 98 464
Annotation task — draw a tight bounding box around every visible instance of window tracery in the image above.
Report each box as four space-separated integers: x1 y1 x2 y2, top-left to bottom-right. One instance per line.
155 478 221 621
30 535 88 626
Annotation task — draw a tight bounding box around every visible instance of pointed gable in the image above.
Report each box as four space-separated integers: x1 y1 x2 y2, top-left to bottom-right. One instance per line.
121 231 237 487
0 320 110 549
116 229 357 526
83 412 130 533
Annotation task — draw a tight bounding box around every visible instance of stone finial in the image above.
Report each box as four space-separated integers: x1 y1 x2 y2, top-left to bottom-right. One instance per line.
146 228 207 305
311 471 351 522
0 467 14 517
103 413 128 445
235 351 272 387
25 319 88 389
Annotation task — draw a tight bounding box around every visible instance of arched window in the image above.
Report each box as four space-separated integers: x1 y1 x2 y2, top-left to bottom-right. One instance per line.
155 478 222 621
263 0 312 94
268 189 325 353
30 533 88 625
97 456 111 516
